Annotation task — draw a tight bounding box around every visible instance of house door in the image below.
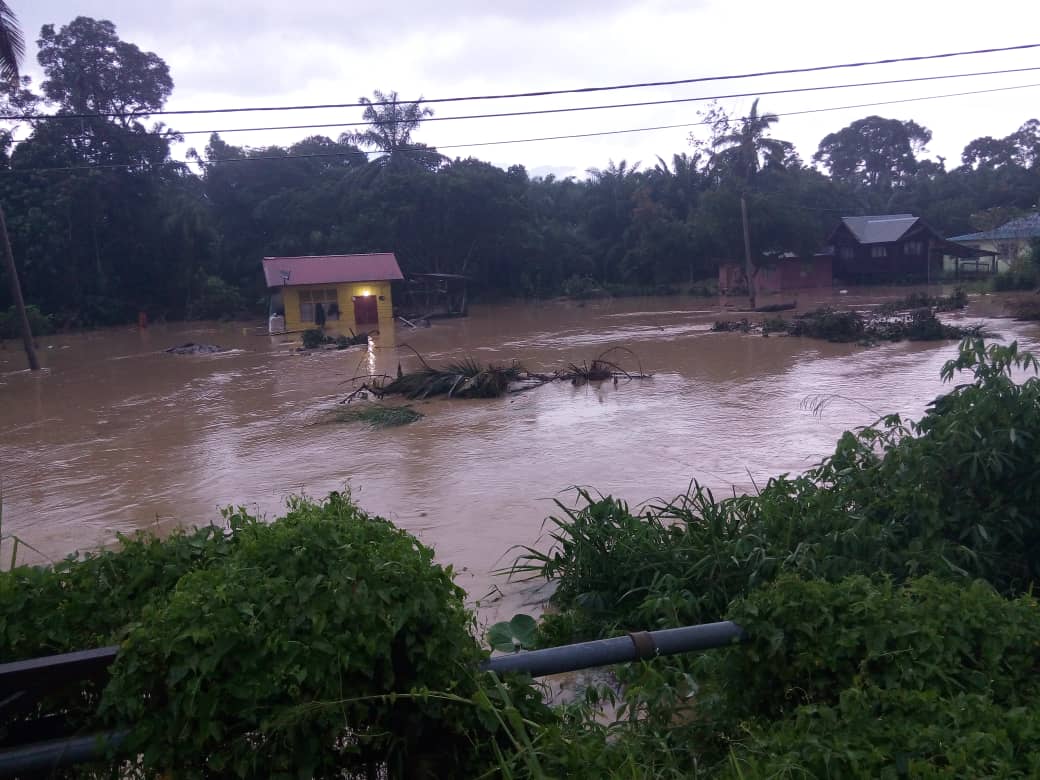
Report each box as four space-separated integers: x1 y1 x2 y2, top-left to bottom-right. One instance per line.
353 295 378 327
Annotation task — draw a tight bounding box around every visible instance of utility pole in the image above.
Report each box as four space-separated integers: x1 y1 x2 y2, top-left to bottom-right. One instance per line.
740 193 755 310
0 204 39 371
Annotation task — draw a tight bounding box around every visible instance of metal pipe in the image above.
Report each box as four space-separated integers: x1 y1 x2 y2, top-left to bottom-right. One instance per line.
482 621 745 677
0 621 746 773
0 730 128 778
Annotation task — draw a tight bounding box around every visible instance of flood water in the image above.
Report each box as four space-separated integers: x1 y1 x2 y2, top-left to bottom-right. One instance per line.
2 288 1038 625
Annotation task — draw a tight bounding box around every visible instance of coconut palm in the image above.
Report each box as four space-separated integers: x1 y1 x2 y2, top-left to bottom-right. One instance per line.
711 98 788 181
341 90 444 172
0 1 39 370
0 1 23 80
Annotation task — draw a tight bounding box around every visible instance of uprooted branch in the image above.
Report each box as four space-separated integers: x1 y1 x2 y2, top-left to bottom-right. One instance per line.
340 348 651 402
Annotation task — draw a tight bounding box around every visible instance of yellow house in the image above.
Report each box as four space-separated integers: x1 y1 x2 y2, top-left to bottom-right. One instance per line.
262 253 404 334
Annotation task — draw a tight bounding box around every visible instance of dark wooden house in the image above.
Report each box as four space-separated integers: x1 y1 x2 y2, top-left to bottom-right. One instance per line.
828 214 982 282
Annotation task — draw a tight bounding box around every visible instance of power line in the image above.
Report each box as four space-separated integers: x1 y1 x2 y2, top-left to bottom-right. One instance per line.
12 65 1040 144
5 81 1039 175
1 42 1038 122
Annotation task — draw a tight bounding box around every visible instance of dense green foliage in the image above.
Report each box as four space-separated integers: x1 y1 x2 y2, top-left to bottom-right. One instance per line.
502 338 1040 777
522 339 1040 634
0 494 549 778
2 16 1039 328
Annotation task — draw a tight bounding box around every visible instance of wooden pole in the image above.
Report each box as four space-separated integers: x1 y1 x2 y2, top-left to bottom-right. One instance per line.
740 193 755 309
0 204 39 371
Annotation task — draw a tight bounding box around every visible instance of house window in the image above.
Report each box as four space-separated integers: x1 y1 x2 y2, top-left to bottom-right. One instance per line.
298 288 340 322
871 245 888 258
904 241 923 256
839 246 854 260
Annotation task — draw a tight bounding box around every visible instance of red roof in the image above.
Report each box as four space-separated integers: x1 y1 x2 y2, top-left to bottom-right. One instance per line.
262 253 404 287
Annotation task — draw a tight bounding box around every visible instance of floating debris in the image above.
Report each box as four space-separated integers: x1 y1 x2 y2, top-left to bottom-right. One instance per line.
710 319 753 333
342 347 650 402
750 308 984 343
164 343 225 355
328 405 424 428
300 329 370 350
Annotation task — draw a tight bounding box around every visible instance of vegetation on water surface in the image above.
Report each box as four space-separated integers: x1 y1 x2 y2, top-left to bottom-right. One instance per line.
343 348 650 402
329 403 424 427
714 300 983 343
300 328 368 350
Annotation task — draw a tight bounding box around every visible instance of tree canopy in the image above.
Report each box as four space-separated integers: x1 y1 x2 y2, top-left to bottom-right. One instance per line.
1 17 1039 328
814 115 932 191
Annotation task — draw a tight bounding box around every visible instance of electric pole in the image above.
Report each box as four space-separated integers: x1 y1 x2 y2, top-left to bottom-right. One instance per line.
1 205 39 371
740 193 755 310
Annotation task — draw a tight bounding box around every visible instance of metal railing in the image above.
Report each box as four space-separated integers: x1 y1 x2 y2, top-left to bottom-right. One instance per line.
0 621 744 776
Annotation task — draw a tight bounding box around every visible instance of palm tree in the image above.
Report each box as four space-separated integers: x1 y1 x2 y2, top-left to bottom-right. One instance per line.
0 1 22 80
0 1 38 369
341 90 444 172
711 98 787 182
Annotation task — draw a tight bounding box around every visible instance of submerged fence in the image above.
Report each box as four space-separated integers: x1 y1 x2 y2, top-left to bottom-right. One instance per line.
0 621 745 776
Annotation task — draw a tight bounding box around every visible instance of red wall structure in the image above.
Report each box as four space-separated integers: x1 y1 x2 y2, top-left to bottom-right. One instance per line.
719 256 832 295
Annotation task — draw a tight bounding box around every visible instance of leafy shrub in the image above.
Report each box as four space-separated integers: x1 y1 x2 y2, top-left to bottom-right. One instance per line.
701 576 1040 723
0 523 238 661
301 327 327 348
0 303 55 339
189 274 247 320
705 576 1040 778
521 339 1040 636
94 494 497 778
787 308 865 341
2 495 546 778
725 688 1040 779
561 274 608 299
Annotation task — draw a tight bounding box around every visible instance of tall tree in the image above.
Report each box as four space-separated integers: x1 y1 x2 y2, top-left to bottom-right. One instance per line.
710 98 793 181
342 90 443 171
0 0 38 369
814 116 932 191
37 17 172 125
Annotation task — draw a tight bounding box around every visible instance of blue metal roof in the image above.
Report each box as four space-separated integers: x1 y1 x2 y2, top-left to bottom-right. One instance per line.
949 213 1040 242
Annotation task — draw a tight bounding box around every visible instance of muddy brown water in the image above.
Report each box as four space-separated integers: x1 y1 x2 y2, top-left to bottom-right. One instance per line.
2 288 1038 627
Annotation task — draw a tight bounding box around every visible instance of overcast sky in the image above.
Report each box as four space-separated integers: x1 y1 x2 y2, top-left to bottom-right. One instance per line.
14 0 1040 178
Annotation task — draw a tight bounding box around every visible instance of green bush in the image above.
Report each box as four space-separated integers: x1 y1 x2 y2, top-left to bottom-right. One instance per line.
701 576 1040 723
561 274 608 299
706 577 1040 778
189 274 246 320
1 494 544 778
725 688 1040 779
100 494 493 777
0 303 54 339
520 339 1040 637
301 327 327 348
0 523 238 660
